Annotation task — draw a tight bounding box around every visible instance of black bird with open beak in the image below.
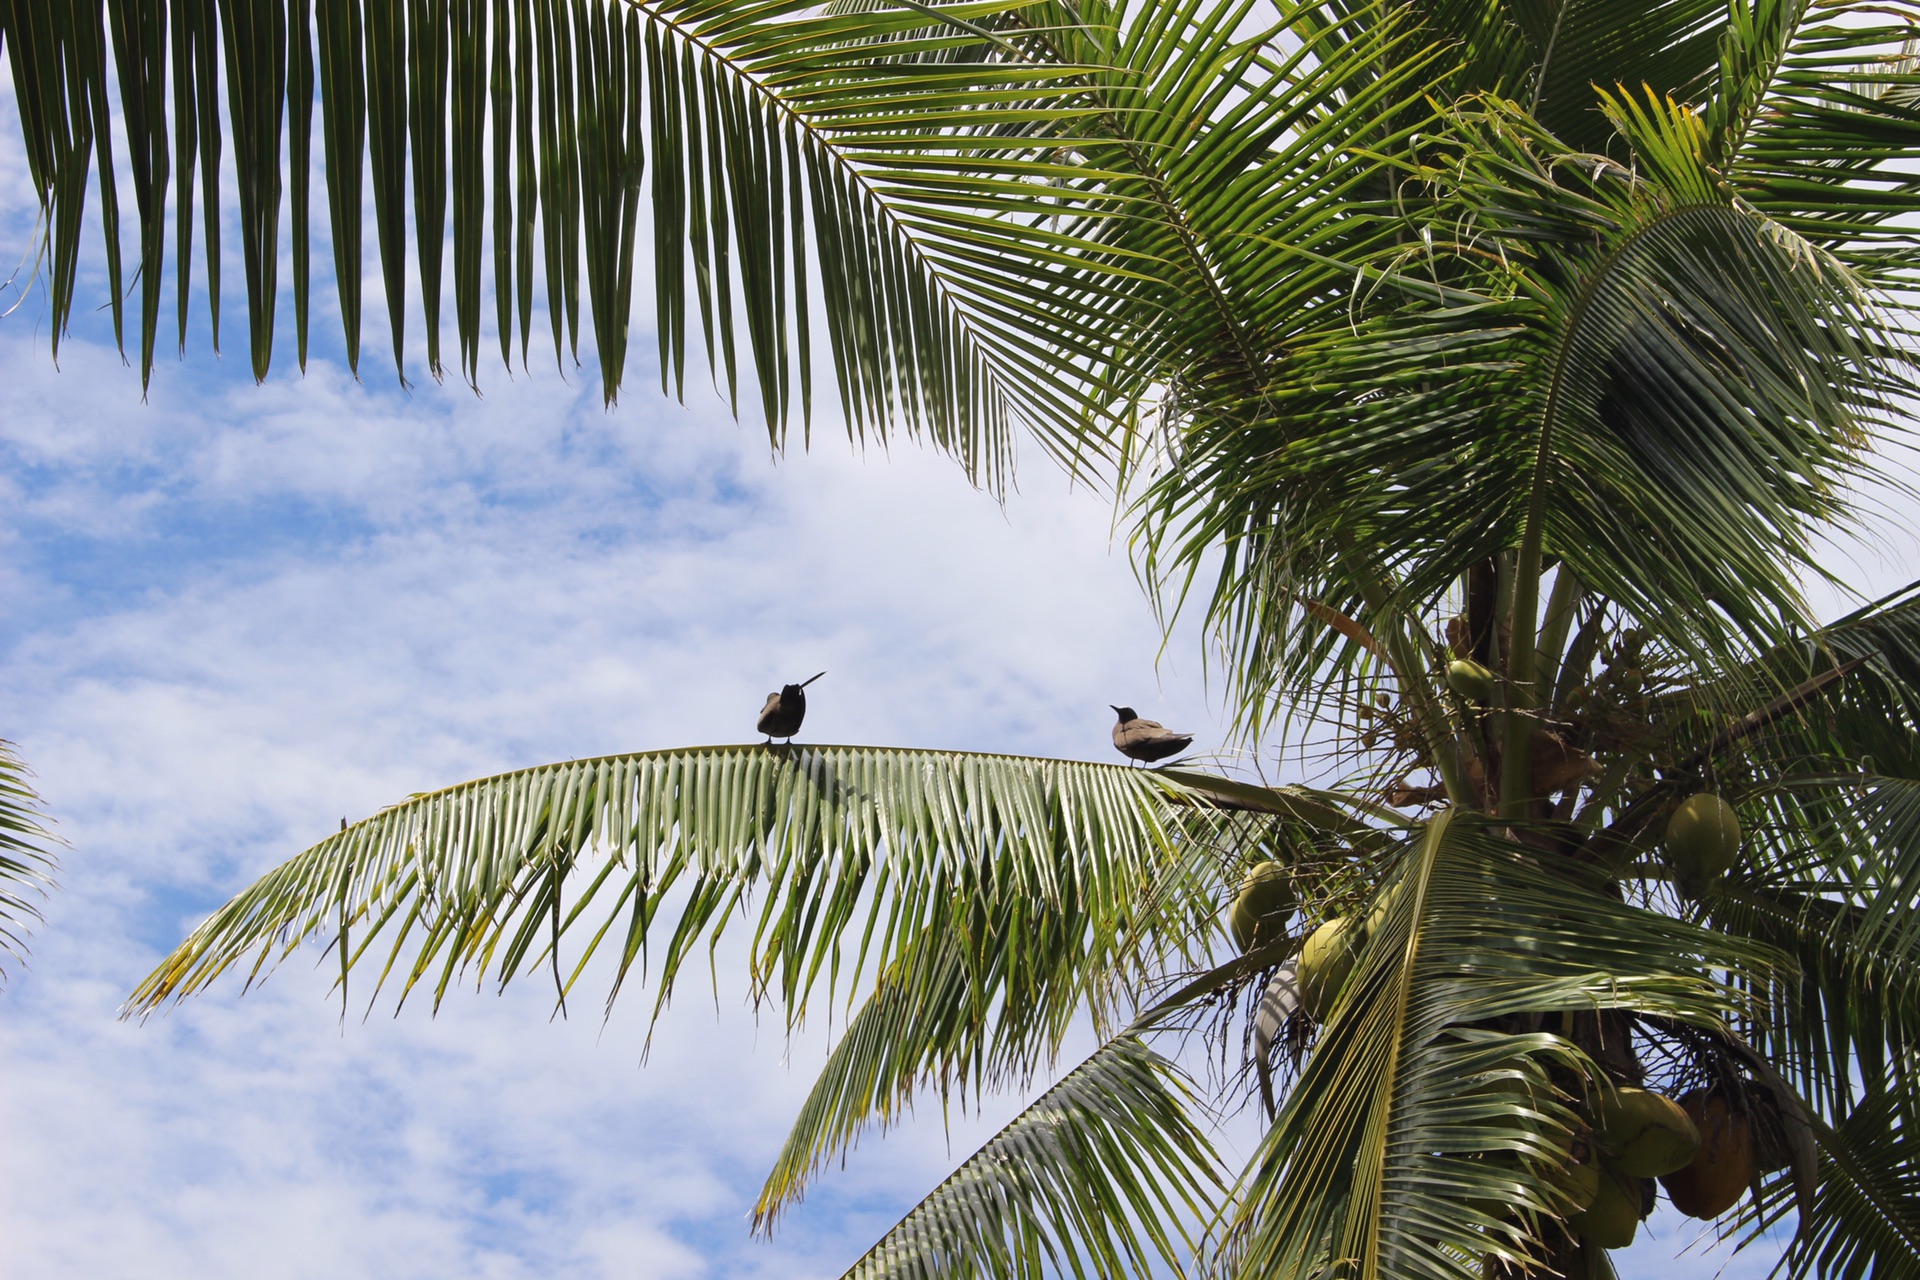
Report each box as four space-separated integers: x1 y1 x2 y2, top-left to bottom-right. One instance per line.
758 672 826 743
1110 705 1193 765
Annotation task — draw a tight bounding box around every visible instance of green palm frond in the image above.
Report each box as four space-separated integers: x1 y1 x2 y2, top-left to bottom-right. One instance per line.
1708 582 1920 782
1714 777 1920 1105
1672 587 1920 1113
753 862 1188 1227
1772 1083 1920 1280
125 744 1266 1023
1068 0 1450 456
1721 0 1920 288
840 1029 1222 1280
0 0 1158 484
1154 87 1903 744
758 914 994 1228
1227 810 1778 1280
0 739 60 982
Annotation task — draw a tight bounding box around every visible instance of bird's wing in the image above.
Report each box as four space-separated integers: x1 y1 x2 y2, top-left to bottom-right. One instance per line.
760 693 783 716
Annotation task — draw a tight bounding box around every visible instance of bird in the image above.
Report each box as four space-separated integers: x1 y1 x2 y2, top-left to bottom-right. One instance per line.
758 672 826 743
1110 705 1193 765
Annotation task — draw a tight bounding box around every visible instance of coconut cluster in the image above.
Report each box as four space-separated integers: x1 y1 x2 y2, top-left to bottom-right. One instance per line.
1552 1082 1778 1251
1221 862 1388 1022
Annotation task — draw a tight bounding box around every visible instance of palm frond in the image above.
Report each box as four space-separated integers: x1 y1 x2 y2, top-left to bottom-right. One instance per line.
839 1029 1222 1280
125 745 1273 1024
1776 1084 1920 1280
0 739 60 983
1722 0 1920 290
1398 0 1733 151
753 863 1187 1228
1 0 1168 487
754 770 1388 1224
1154 86 1905 745
1714 776 1920 1107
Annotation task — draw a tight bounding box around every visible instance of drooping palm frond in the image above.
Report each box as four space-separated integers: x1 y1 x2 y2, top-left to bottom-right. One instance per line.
0 0 1478 496
0 739 59 982
1675 588 1920 1105
0 0 1162 485
752 862 1186 1227
124 744 1289 1025
1707 582 1920 782
839 1029 1222 1280
1225 810 1780 1280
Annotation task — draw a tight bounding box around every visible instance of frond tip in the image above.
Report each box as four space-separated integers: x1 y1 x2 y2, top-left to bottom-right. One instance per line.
0 738 61 983
121 744 1250 1023
840 1032 1222 1280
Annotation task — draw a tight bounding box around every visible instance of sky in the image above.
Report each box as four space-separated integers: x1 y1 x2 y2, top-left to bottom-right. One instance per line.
1 54 1912 1280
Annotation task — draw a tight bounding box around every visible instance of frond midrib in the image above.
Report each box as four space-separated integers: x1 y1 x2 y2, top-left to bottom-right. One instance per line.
358 740 1160 816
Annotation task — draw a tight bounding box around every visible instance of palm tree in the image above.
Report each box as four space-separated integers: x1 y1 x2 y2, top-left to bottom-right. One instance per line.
11 1 1920 1277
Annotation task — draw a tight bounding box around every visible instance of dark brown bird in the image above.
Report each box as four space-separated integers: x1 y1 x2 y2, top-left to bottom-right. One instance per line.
758 672 825 743
1110 705 1193 765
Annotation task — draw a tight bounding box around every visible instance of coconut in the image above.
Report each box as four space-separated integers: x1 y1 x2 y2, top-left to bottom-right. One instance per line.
1229 861 1296 950
1447 658 1499 704
1665 794 1741 890
1661 1091 1757 1219
1594 1087 1700 1178
1298 916 1363 1020
1238 861 1294 916
1570 1164 1646 1250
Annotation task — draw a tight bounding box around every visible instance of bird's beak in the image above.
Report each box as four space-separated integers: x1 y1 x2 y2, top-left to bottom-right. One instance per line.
1110 705 1123 713
802 671 827 687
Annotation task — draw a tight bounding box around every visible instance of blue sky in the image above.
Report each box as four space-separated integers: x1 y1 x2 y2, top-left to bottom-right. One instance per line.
1 61 1911 1280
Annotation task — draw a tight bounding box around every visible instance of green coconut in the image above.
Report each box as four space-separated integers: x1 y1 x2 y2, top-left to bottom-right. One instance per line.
1447 658 1499 704
1569 1165 1646 1250
1229 861 1296 951
1661 1091 1757 1219
1594 1087 1700 1178
1665 793 1742 890
1553 1158 1603 1214
1298 916 1363 1020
